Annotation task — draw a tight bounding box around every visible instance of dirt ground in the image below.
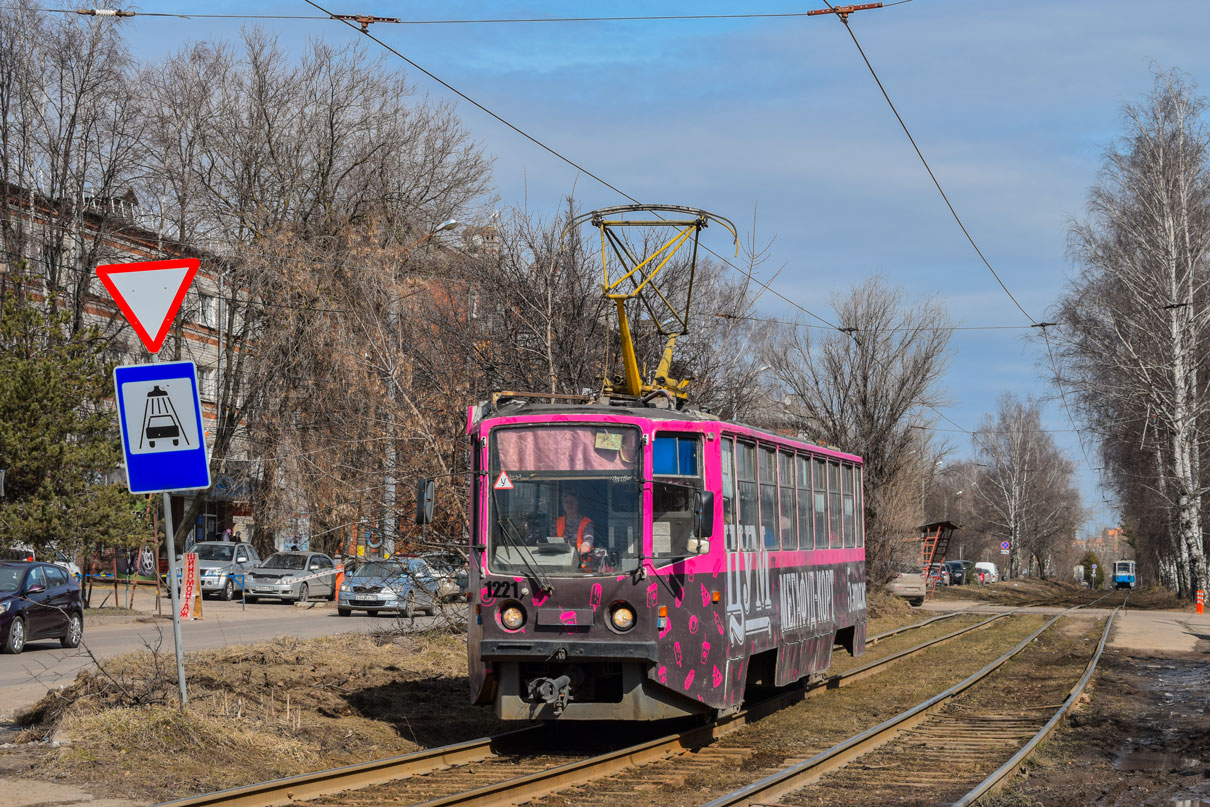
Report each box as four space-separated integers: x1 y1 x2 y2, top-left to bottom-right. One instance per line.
5 589 1203 807
985 644 1210 807
928 578 1186 610
2 624 509 803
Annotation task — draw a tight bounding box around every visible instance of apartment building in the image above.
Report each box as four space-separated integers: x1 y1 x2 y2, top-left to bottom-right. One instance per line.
0 182 254 548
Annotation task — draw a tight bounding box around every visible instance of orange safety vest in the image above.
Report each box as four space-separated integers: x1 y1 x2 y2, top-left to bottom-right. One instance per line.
556 515 592 553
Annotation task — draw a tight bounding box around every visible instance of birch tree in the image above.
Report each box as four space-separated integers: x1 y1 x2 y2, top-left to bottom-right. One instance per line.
971 396 1083 578
1052 70 1210 596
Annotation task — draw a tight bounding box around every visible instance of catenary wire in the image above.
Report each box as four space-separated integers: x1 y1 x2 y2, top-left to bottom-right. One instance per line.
20 3 914 24
818 1 1107 491
38 0 989 450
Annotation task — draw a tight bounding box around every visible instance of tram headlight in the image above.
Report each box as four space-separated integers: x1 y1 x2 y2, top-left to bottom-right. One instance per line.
610 603 636 632
500 603 526 630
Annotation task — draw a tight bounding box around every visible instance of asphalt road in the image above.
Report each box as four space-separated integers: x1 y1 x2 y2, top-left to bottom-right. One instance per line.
0 600 444 719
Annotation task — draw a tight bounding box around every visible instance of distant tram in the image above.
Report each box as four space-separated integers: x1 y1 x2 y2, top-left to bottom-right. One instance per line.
463 205 867 721
1113 559 1136 590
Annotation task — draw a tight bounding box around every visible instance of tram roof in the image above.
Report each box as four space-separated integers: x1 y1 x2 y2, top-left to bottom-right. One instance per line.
472 401 862 462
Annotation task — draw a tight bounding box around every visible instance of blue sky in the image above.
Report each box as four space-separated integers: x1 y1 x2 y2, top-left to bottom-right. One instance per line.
118 0 1210 532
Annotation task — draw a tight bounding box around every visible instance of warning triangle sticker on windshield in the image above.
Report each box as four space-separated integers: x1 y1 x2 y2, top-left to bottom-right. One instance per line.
494 471 514 490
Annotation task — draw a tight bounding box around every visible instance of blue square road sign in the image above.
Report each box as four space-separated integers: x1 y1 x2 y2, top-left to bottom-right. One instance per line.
114 362 211 494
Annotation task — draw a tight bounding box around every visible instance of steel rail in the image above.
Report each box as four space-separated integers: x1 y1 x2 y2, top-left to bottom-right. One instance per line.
950 592 1127 806
153 604 1053 807
396 612 1013 807
701 607 1083 807
151 729 539 807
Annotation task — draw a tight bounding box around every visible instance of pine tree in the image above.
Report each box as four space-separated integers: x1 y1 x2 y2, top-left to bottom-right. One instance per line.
0 273 143 557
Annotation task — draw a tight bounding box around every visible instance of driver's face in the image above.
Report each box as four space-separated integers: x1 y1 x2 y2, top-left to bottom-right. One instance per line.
562 494 577 513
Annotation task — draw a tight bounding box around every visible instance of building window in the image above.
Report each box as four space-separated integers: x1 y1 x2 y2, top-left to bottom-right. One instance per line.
197 366 216 402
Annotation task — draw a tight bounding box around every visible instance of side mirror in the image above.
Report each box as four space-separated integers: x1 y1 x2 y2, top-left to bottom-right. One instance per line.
692 489 715 553
415 477 436 525
236 556 248 565
26 583 46 595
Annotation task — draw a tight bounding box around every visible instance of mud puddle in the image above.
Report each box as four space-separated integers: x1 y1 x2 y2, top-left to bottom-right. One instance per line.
986 650 1210 807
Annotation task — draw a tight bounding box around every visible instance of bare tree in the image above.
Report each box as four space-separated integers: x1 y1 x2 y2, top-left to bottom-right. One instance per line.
764 276 952 583
0 2 146 335
136 30 494 554
970 395 1084 578
1052 70 1210 596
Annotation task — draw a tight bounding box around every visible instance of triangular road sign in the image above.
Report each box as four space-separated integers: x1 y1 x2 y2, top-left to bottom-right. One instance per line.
494 471 514 490
96 258 199 353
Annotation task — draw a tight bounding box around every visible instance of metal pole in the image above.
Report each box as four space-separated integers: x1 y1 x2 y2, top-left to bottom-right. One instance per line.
162 491 188 709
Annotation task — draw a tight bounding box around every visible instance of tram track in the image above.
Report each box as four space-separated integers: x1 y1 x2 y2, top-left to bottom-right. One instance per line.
702 590 1128 807
155 601 1056 807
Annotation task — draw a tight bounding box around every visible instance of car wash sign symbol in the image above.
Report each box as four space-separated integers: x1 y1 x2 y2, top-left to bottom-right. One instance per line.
96 258 198 353
114 362 211 494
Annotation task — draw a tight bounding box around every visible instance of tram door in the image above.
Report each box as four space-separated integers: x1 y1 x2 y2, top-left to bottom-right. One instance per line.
720 438 772 701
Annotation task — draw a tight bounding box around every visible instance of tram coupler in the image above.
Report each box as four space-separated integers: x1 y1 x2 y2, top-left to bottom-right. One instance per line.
528 674 572 715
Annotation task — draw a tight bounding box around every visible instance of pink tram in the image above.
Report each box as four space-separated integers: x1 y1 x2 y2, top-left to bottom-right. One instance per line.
466 401 868 720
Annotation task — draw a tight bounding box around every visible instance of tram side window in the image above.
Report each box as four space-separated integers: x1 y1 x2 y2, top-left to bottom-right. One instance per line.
652 433 703 562
797 454 813 550
737 441 759 551
828 460 843 548
759 446 779 549
779 450 797 549
855 465 864 548
721 438 738 551
813 457 827 545
842 462 856 548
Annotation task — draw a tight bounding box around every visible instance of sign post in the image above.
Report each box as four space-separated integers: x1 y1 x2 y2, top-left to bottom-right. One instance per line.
99 258 203 711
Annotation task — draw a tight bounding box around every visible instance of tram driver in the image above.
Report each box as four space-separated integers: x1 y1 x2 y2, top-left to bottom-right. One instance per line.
557 489 595 568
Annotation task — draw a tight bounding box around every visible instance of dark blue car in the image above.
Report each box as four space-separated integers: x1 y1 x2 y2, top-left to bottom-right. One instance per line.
0 561 84 654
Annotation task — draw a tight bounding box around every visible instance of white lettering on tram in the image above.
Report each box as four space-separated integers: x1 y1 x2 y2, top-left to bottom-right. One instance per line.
778 569 836 635
724 525 772 646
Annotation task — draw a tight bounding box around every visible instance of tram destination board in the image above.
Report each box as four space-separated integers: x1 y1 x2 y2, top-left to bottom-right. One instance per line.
113 361 211 494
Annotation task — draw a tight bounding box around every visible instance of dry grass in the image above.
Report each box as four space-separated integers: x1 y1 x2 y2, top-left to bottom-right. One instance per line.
14 629 508 802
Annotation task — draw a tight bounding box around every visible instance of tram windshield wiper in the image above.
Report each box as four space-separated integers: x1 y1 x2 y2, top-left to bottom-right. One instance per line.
491 493 555 595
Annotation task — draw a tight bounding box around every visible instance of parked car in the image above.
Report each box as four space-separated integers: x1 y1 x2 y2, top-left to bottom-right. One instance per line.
191 541 260 600
927 562 951 586
419 553 468 602
1 561 84 654
887 566 926 606
945 559 976 586
245 552 337 603
1 545 81 581
338 557 439 617
974 562 999 583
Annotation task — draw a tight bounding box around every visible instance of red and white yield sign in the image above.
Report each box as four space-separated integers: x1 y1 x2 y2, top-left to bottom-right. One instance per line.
96 258 199 353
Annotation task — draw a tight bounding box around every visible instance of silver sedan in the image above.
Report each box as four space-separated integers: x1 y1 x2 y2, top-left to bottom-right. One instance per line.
245 552 337 604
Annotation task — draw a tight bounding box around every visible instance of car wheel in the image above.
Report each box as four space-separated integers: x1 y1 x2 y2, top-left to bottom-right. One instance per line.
3 617 26 654
403 591 416 619
61 612 83 648
244 595 259 604
297 583 309 603
910 597 925 607
338 607 352 617
222 579 236 601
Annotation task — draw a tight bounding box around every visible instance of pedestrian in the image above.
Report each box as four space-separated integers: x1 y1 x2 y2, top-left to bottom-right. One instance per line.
221 528 232 542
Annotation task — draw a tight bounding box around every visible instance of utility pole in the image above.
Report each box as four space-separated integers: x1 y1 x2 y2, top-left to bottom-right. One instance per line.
383 218 459 558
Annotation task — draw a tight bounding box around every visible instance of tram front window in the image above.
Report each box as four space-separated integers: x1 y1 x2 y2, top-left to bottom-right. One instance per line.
489 425 642 576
